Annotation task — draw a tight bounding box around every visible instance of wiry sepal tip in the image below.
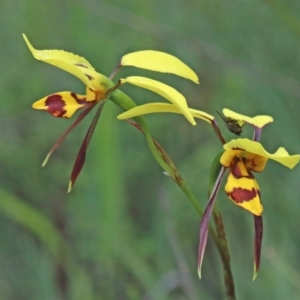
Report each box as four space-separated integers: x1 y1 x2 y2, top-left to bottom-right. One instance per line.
42 153 51 167
197 266 202 279
67 181 73 193
253 263 259 281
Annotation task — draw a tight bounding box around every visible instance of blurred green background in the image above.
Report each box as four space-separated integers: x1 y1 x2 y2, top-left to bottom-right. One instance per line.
1 0 300 299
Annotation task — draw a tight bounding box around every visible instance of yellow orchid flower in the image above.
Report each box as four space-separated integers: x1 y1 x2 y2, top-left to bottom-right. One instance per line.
221 138 300 215
220 138 299 278
23 34 115 118
24 34 200 191
118 52 201 126
198 112 300 280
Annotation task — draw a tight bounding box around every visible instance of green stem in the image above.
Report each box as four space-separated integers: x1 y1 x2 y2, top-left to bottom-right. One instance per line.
110 90 235 299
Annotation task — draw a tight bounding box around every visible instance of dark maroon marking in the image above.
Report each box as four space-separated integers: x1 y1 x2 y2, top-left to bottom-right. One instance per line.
73 64 94 80
228 187 257 203
74 63 88 68
45 94 67 118
70 92 88 105
245 157 260 171
230 157 253 179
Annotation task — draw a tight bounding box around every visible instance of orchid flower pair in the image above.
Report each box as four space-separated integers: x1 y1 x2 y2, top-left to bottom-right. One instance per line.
24 35 300 279
118 94 300 278
23 34 209 192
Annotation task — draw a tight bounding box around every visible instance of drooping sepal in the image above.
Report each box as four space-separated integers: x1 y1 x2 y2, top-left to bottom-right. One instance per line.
120 50 199 83
198 167 227 278
32 92 90 118
209 151 225 195
68 100 106 192
42 104 96 167
253 215 263 280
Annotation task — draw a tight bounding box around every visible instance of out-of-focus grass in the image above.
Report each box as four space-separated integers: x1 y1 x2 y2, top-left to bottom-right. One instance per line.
1 0 300 299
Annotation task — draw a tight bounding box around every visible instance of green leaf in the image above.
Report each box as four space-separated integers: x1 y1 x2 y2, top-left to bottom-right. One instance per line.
0 188 96 299
0 188 65 257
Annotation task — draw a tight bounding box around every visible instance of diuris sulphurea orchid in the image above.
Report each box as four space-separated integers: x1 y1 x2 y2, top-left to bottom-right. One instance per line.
197 108 300 279
25 33 300 282
23 34 202 192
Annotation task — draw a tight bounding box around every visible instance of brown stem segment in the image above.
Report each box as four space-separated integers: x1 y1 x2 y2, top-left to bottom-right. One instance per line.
211 119 227 145
127 120 235 299
213 210 236 300
111 91 235 299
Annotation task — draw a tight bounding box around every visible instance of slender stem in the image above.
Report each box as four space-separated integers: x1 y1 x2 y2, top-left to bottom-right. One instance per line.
253 127 262 142
109 62 122 79
209 118 236 299
110 90 235 298
213 208 236 300
105 80 122 97
143 120 235 299
212 119 227 145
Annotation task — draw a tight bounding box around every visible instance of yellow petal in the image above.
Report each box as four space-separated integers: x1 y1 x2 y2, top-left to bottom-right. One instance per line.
243 153 268 172
220 150 242 168
225 172 263 216
224 138 300 169
121 50 199 83
221 150 268 172
23 34 113 92
117 103 213 124
223 108 273 128
32 92 89 118
225 158 263 215
189 108 214 123
120 76 196 125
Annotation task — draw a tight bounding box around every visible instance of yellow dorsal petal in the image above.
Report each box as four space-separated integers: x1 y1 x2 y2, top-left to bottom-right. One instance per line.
121 50 199 83
22 34 108 90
